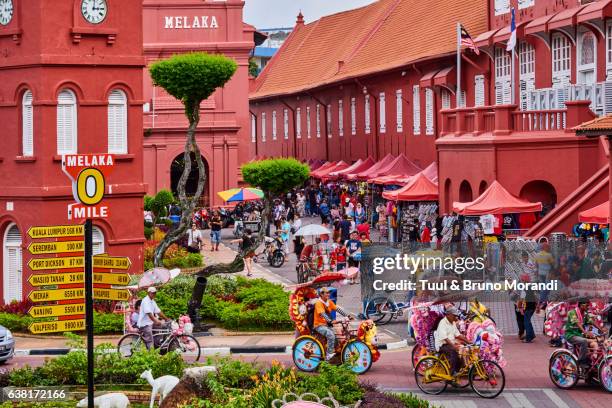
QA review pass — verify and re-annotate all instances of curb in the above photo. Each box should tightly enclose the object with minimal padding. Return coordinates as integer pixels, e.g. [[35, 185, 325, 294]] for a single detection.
[[14, 339, 409, 357]]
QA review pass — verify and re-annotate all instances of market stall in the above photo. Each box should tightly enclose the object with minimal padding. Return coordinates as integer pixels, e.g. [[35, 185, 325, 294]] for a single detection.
[[318, 161, 349, 181], [309, 161, 336, 178], [578, 201, 609, 224], [327, 157, 376, 181], [366, 154, 421, 181], [347, 154, 395, 181]]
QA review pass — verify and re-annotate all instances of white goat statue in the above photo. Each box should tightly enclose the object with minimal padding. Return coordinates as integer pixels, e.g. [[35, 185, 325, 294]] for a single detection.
[[140, 369, 180, 408], [76, 392, 130, 408]]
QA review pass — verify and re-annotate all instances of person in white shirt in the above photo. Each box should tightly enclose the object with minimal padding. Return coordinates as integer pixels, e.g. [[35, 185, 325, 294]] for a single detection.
[[434, 307, 468, 375], [138, 287, 170, 350], [187, 223, 203, 253]]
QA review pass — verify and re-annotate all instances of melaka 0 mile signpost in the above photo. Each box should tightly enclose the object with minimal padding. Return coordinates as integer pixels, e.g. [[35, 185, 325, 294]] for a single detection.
[[62, 154, 114, 408]]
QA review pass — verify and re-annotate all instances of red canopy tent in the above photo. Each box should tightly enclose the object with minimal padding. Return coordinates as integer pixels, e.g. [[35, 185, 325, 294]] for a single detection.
[[578, 201, 609, 224], [309, 159, 325, 170], [366, 154, 421, 182], [310, 161, 335, 178], [368, 174, 414, 185], [382, 172, 439, 201], [327, 157, 376, 180], [421, 162, 438, 183], [347, 154, 395, 180], [319, 161, 349, 181], [453, 180, 542, 215]]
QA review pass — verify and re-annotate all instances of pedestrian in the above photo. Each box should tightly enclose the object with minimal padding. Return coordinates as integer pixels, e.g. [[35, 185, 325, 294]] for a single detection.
[[354, 202, 366, 225], [186, 223, 203, 253], [421, 223, 431, 246], [319, 199, 330, 224], [534, 243, 555, 283], [339, 215, 351, 242], [334, 238, 348, 272], [280, 217, 291, 253], [297, 191, 306, 217], [346, 231, 362, 268], [137, 287, 170, 350], [407, 218, 420, 252], [130, 299, 141, 331], [210, 210, 222, 251], [356, 221, 370, 241], [231, 228, 255, 277]]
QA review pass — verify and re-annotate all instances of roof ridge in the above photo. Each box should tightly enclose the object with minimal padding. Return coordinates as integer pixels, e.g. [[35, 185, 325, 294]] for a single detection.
[[341, 0, 403, 69]]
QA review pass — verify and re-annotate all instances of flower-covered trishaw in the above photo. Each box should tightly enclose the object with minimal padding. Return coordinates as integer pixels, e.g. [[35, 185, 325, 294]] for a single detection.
[[289, 271, 380, 375], [410, 300, 506, 398], [546, 299, 612, 392]]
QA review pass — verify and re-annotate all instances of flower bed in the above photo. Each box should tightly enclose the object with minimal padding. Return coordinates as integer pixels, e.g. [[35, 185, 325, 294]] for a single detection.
[[143, 238, 203, 271]]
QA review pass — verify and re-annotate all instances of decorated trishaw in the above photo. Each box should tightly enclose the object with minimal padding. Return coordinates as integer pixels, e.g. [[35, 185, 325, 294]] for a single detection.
[[410, 299, 506, 398], [546, 299, 612, 392], [289, 271, 380, 375]]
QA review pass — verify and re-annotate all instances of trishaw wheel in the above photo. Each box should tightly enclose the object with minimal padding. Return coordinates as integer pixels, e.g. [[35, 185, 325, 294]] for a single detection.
[[598, 356, 612, 392], [549, 351, 579, 390], [469, 359, 505, 399], [365, 297, 394, 325], [414, 356, 449, 395], [117, 334, 143, 357], [411, 344, 428, 369], [292, 336, 324, 372], [341, 340, 372, 375]]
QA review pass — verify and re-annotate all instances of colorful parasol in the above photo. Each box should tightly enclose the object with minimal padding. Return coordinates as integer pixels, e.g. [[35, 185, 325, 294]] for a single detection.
[[217, 187, 264, 202], [289, 269, 359, 290]]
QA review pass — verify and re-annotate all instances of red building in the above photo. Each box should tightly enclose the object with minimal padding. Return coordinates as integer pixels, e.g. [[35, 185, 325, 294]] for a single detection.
[[0, 0, 145, 303], [251, 0, 612, 236], [142, 0, 256, 207]]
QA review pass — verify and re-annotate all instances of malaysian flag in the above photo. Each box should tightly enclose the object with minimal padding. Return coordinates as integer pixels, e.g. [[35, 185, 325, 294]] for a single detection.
[[460, 25, 480, 55]]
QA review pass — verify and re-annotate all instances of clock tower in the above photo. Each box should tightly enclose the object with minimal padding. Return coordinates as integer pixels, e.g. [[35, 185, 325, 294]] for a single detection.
[[0, 0, 145, 303]]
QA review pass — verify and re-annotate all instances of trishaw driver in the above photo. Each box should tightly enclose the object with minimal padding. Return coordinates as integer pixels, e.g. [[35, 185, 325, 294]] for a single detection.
[[313, 287, 353, 361], [137, 287, 170, 350], [564, 299, 597, 369], [434, 307, 468, 375]]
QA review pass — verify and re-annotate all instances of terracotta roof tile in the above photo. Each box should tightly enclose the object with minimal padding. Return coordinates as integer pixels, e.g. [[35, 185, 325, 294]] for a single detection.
[[574, 114, 612, 132], [251, 0, 488, 100]]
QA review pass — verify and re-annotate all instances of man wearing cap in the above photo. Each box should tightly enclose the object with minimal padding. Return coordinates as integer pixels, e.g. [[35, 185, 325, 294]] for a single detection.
[[434, 307, 468, 375], [313, 287, 353, 361], [138, 287, 170, 350]]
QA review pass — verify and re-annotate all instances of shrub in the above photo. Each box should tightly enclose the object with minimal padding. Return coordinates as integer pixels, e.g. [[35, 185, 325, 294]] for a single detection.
[[0, 312, 122, 334], [143, 275, 195, 319], [0, 313, 33, 332], [144, 226, 154, 240], [144, 195, 154, 211], [296, 363, 363, 404], [0, 299, 32, 315]]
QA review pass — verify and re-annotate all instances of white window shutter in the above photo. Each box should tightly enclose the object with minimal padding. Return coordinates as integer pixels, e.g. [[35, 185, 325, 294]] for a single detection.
[[350, 97, 356, 135], [326, 104, 332, 137], [338, 99, 344, 137], [316, 105, 321, 138], [3, 224, 23, 303], [474, 75, 485, 107], [441, 90, 451, 110], [396, 90, 403, 132], [296, 108, 302, 139], [108, 90, 127, 154], [251, 114, 256, 142], [364, 96, 371, 134], [307, 107, 311, 138], [283, 109, 289, 139], [57, 89, 77, 155], [261, 112, 266, 142], [425, 88, 434, 135], [92, 227, 105, 255], [379, 92, 386, 133], [22, 91, 33, 156], [606, 22, 612, 78], [272, 110, 277, 140], [412, 85, 421, 135]]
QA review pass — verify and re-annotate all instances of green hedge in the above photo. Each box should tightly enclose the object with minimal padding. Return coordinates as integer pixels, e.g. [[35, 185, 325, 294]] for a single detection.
[[0, 312, 123, 335]]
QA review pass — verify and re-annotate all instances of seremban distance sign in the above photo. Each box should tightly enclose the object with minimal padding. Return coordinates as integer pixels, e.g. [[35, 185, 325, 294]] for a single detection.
[[28, 272, 130, 287], [28, 240, 84, 255], [28, 304, 85, 318]]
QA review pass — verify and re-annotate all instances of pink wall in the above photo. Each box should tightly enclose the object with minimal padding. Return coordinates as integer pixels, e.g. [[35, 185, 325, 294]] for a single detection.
[[0, 0, 145, 302], [142, 0, 254, 206]]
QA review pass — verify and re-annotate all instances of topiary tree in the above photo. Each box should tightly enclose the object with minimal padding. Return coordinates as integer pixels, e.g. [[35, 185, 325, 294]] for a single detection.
[[150, 189, 174, 225], [149, 52, 237, 267]]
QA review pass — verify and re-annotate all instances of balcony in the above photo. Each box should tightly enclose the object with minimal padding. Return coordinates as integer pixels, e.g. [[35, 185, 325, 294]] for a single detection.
[[527, 81, 612, 115], [440, 100, 596, 136]]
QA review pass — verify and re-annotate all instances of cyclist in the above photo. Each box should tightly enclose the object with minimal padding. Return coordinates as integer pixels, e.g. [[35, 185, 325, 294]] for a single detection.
[[313, 287, 354, 361], [564, 299, 598, 369], [434, 307, 468, 376], [137, 287, 170, 350]]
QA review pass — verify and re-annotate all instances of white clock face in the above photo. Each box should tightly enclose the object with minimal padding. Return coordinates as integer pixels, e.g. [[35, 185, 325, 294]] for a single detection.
[[0, 0, 13, 26], [81, 0, 108, 25]]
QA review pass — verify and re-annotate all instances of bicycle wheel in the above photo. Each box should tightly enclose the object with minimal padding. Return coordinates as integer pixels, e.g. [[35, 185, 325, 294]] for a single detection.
[[168, 334, 201, 364], [469, 359, 505, 399], [270, 250, 285, 267], [292, 336, 324, 372], [414, 356, 449, 395], [365, 297, 394, 325], [599, 355, 612, 393], [411, 344, 428, 368], [117, 333, 144, 357], [549, 351, 579, 390], [341, 340, 372, 375]]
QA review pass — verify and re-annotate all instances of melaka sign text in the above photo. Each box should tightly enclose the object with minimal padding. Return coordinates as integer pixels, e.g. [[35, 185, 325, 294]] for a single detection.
[[164, 15, 219, 29]]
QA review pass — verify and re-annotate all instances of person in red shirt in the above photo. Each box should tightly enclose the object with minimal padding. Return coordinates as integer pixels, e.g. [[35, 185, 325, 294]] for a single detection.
[[356, 222, 370, 240], [334, 238, 348, 272], [421, 224, 431, 245]]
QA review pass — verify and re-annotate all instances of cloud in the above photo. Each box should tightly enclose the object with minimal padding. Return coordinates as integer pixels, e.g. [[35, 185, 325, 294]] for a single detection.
[[244, 0, 377, 28]]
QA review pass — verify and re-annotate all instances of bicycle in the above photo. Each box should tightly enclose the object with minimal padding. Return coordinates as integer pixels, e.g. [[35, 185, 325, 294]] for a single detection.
[[253, 235, 285, 267], [117, 320, 201, 364], [364, 290, 414, 325], [414, 344, 505, 398], [296, 256, 319, 283]]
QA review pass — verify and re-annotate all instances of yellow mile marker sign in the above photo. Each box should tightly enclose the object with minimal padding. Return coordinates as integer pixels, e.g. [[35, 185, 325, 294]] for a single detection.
[[29, 287, 130, 302], [28, 240, 84, 255], [29, 319, 85, 334], [28, 272, 130, 287], [27, 225, 84, 239], [28, 255, 131, 271], [28, 304, 85, 318]]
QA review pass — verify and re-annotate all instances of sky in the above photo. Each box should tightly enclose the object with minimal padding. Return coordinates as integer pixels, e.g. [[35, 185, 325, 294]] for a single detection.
[[243, 0, 377, 28]]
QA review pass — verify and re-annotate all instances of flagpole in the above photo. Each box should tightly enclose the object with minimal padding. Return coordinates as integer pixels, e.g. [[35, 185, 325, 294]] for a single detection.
[[457, 22, 461, 107], [511, 47, 516, 105]]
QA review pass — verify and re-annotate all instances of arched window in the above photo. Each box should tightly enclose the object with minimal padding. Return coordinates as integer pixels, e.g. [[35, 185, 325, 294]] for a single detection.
[[92, 226, 105, 256], [22, 90, 33, 157], [459, 180, 473, 202], [108, 90, 128, 154], [57, 89, 77, 155], [3, 224, 22, 303]]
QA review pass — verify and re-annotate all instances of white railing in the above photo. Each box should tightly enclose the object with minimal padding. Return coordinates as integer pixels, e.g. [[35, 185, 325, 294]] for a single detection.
[[527, 81, 610, 115]]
